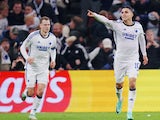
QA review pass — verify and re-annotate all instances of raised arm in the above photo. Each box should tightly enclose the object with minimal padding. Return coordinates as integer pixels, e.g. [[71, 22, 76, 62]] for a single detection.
[[87, 10, 114, 29], [87, 10, 95, 17]]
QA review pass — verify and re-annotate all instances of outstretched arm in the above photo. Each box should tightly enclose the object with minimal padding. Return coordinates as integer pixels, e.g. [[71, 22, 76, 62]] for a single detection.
[[87, 10, 114, 29], [87, 10, 95, 17]]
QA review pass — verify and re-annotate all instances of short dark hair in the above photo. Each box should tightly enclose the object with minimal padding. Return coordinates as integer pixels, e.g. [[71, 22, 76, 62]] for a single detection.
[[122, 5, 134, 13], [40, 16, 51, 23], [25, 3, 34, 9]]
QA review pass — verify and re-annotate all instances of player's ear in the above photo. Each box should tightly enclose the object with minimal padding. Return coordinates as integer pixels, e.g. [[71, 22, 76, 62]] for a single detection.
[[132, 12, 136, 21], [39, 23, 42, 28]]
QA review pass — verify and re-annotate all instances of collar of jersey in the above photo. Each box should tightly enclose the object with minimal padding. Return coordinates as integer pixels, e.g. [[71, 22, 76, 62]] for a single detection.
[[39, 31, 50, 39], [123, 21, 135, 26]]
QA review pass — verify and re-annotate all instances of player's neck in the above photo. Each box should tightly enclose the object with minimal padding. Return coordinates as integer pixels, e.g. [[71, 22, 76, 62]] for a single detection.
[[123, 19, 134, 26], [40, 31, 49, 38]]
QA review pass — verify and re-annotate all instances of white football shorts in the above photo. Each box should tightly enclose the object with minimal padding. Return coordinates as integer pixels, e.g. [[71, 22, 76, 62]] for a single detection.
[[25, 69, 49, 88], [114, 59, 141, 83]]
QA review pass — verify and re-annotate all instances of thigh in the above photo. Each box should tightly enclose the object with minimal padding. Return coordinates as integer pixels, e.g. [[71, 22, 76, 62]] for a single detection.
[[25, 69, 37, 88], [37, 70, 49, 86], [114, 60, 127, 83], [127, 61, 141, 79]]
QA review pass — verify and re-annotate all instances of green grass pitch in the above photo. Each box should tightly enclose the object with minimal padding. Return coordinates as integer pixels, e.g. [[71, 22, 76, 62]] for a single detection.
[[0, 112, 160, 120]]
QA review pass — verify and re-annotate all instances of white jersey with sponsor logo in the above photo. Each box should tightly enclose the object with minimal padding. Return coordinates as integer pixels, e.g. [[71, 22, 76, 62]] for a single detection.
[[94, 13, 147, 62], [20, 30, 57, 73]]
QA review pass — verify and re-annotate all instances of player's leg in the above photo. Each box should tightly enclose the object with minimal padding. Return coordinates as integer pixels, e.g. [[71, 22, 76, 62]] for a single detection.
[[29, 71, 48, 119], [127, 61, 140, 120], [22, 87, 35, 100], [30, 83, 46, 120], [21, 70, 36, 101], [114, 60, 126, 114], [21, 70, 37, 120], [127, 77, 136, 120], [116, 82, 123, 114]]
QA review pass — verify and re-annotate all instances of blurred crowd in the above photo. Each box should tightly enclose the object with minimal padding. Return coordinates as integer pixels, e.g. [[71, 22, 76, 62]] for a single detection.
[[0, 0, 160, 71]]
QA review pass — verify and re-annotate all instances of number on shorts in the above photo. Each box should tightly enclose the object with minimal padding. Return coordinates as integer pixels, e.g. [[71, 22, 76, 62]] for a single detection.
[[134, 62, 140, 70]]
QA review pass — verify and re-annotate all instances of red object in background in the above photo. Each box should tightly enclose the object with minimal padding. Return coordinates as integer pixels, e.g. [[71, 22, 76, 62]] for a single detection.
[[0, 71, 71, 112]]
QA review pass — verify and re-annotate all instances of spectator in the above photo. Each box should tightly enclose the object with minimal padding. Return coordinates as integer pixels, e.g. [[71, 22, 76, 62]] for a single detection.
[[0, 38, 11, 71], [12, 15, 38, 32], [1, 27, 20, 61], [0, 2, 9, 36], [148, 0, 160, 15], [1, 27, 19, 46], [14, 5, 40, 42], [29, 0, 58, 23], [9, 4, 40, 43], [136, 11, 160, 34], [63, 16, 83, 36], [147, 11, 160, 39], [131, 0, 160, 15], [87, 10, 115, 51], [52, 22, 66, 54], [89, 38, 114, 70], [56, 0, 70, 24], [45, 0, 59, 19], [130, 0, 149, 15], [52, 22, 67, 70], [141, 29, 160, 69], [146, 29, 159, 48], [62, 36, 89, 70], [13, 21, 38, 46], [7, 0, 25, 26], [24, 4, 40, 29], [16, 23, 38, 43], [7, 0, 30, 10], [70, 16, 87, 46], [67, 0, 81, 18], [10, 52, 25, 71], [63, 15, 86, 42]]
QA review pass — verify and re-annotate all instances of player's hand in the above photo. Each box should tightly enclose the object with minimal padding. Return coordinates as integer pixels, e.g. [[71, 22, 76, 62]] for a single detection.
[[143, 56, 148, 65], [50, 61, 56, 69], [27, 57, 34, 64], [87, 10, 95, 17]]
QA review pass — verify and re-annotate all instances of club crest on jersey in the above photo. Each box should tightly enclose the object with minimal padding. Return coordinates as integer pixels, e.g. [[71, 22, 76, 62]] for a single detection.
[[135, 29, 138, 33]]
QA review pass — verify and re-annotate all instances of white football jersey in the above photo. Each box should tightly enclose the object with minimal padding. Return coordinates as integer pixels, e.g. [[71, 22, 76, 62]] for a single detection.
[[20, 30, 57, 73], [94, 13, 147, 62]]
